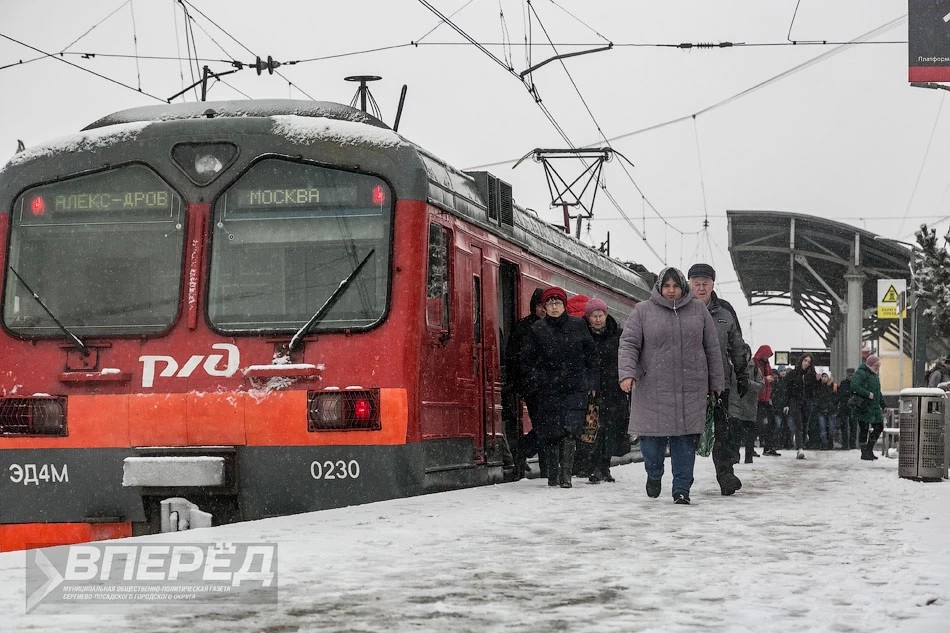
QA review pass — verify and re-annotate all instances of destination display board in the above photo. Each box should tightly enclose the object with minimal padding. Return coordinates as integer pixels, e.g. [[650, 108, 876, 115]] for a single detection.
[[15, 165, 180, 225], [221, 160, 390, 219]]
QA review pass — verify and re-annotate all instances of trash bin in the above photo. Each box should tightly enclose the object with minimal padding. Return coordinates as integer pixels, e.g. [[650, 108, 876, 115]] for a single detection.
[[898, 388, 946, 481]]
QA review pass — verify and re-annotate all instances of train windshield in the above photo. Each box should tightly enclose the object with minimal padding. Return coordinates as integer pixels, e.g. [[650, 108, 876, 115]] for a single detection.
[[3, 165, 185, 337], [208, 159, 392, 333]]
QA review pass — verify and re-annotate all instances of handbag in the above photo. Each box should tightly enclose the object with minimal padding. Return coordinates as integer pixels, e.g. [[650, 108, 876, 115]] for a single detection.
[[696, 393, 719, 457], [579, 395, 599, 444]]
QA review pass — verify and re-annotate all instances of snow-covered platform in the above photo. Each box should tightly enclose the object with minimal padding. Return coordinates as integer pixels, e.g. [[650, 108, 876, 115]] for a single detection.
[[3, 449, 948, 632]]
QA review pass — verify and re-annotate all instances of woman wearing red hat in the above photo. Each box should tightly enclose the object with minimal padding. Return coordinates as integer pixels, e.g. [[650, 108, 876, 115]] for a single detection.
[[851, 354, 885, 460], [521, 287, 597, 487]]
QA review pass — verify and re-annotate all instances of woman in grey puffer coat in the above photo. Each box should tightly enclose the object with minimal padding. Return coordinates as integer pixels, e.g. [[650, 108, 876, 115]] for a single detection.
[[618, 267, 724, 504]]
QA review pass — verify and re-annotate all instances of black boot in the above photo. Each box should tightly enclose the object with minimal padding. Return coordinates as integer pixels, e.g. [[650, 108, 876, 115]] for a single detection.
[[545, 444, 561, 486], [860, 447, 875, 461], [559, 438, 576, 488], [718, 473, 742, 496]]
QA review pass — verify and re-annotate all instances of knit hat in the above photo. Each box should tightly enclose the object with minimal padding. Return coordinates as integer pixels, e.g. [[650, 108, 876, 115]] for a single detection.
[[866, 354, 881, 368], [584, 298, 609, 317], [687, 263, 716, 280], [541, 287, 567, 305]]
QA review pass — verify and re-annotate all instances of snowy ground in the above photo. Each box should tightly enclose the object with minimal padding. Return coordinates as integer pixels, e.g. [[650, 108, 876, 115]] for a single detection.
[[2, 448, 949, 632]]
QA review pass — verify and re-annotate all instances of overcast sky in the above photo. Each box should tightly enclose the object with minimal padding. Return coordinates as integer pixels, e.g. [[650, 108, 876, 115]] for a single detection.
[[0, 0, 940, 358]]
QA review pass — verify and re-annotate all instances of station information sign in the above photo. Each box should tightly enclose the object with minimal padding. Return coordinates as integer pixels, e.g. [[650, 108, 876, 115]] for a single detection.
[[909, 1, 950, 82]]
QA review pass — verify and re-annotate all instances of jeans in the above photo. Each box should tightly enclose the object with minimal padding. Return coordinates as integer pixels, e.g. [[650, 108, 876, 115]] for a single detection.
[[786, 403, 807, 450], [838, 409, 858, 449], [639, 435, 699, 496], [773, 409, 789, 448], [816, 412, 836, 448]]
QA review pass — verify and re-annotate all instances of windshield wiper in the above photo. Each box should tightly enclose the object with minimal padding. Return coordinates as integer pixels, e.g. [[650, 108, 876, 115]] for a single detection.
[[8, 266, 89, 355], [288, 249, 375, 352]]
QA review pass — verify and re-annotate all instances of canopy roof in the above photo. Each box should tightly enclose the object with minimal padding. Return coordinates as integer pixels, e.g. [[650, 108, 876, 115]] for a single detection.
[[727, 210, 912, 346]]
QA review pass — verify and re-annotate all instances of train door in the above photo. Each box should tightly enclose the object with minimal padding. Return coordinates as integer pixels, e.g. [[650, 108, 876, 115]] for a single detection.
[[498, 260, 518, 385], [470, 245, 489, 462], [498, 260, 519, 470]]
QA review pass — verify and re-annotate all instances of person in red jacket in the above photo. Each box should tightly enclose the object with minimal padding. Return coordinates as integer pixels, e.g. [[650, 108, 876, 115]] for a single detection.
[[753, 345, 780, 456]]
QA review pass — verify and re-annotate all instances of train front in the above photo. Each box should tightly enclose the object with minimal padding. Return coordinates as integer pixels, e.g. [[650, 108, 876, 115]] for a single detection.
[[0, 102, 428, 550]]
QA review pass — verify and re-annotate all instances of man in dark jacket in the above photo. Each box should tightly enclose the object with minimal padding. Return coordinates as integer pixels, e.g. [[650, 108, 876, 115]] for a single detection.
[[926, 357, 950, 388], [689, 263, 749, 496], [836, 368, 857, 450], [521, 287, 596, 488], [771, 366, 790, 450], [502, 287, 545, 480]]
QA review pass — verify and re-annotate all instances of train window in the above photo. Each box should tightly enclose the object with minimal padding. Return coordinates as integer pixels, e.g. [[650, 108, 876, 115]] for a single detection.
[[3, 165, 185, 337], [426, 224, 451, 330], [207, 159, 393, 332]]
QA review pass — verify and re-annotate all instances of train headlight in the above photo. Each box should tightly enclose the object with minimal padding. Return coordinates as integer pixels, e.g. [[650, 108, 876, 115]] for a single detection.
[[171, 142, 238, 185], [0, 397, 67, 436], [194, 154, 224, 176], [307, 389, 380, 431]]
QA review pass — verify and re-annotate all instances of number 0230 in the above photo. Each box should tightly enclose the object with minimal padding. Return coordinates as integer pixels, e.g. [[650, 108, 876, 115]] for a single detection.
[[310, 459, 360, 480]]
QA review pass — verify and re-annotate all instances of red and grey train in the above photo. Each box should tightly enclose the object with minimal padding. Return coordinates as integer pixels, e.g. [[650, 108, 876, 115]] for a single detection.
[[0, 99, 652, 551]]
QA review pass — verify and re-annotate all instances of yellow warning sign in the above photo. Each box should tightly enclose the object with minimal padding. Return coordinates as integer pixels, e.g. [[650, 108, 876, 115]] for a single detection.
[[877, 279, 906, 319]]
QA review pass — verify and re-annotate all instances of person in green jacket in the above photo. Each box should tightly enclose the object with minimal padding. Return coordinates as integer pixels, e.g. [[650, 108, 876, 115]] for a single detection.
[[850, 354, 885, 461]]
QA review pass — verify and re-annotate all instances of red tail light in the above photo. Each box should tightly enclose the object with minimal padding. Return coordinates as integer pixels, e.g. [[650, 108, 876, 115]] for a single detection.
[[0, 397, 67, 436], [353, 398, 372, 420], [372, 184, 386, 206], [307, 390, 380, 431], [30, 196, 46, 216]]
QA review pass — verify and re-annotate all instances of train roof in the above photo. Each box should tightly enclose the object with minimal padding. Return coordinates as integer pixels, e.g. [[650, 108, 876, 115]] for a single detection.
[[82, 99, 391, 130], [5, 99, 654, 301]]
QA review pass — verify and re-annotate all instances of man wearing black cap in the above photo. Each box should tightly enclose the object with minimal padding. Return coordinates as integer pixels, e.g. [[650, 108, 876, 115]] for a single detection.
[[688, 262, 750, 496], [502, 287, 546, 480]]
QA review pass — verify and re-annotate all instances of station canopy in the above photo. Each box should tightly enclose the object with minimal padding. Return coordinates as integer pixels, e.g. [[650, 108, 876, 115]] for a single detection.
[[726, 210, 912, 347]]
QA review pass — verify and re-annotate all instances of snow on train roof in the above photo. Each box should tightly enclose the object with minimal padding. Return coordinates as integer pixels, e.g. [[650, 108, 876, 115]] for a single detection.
[[3, 121, 151, 170], [81, 99, 389, 130], [3, 101, 407, 172], [270, 115, 405, 150]]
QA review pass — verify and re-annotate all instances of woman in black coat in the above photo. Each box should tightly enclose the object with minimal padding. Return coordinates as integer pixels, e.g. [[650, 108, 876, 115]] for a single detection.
[[583, 298, 629, 483], [783, 353, 819, 459], [522, 287, 596, 488]]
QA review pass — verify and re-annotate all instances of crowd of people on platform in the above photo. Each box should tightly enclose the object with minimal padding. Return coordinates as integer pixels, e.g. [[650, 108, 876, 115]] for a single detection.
[[502, 261, 900, 505]]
